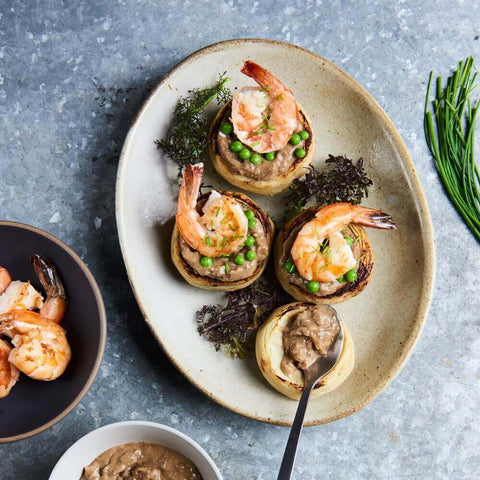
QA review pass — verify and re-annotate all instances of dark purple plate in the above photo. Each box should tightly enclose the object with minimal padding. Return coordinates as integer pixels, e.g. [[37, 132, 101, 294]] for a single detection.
[[0, 221, 106, 442]]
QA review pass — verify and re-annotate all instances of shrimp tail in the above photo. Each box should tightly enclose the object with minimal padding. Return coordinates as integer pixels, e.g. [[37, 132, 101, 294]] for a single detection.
[[355, 206, 397, 230], [241, 61, 264, 82], [30, 255, 66, 300], [241, 61, 281, 93], [30, 255, 67, 323], [178, 163, 204, 212], [368, 212, 396, 230]]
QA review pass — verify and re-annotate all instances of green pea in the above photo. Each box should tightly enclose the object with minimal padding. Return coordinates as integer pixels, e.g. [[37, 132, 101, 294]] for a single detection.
[[234, 254, 245, 265], [295, 148, 306, 159], [337, 275, 344, 283], [230, 140, 243, 152], [200, 256, 213, 268], [220, 122, 233, 135], [245, 250, 257, 261], [250, 153, 262, 165], [345, 268, 357, 282], [290, 133, 301, 145], [299, 130, 309, 140], [244, 235, 255, 247], [264, 152, 276, 162], [239, 148, 251, 160], [248, 218, 257, 229], [344, 236, 353, 246], [284, 260, 296, 273], [244, 209, 255, 219], [307, 281, 320, 293]]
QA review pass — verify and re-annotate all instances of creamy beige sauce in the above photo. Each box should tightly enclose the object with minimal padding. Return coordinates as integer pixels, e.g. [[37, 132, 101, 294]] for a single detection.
[[179, 211, 268, 282], [281, 304, 340, 377], [80, 442, 203, 480], [216, 107, 309, 181], [281, 223, 361, 296]]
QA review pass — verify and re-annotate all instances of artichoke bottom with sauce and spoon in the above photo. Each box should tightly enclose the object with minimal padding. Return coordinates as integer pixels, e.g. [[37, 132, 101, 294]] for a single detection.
[[256, 302, 354, 479]]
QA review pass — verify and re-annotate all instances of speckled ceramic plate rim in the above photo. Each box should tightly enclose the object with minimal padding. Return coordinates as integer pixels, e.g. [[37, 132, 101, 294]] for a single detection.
[[115, 38, 435, 426], [0, 220, 107, 443]]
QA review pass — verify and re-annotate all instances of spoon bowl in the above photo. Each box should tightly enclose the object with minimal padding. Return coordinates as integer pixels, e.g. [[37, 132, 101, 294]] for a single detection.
[[303, 318, 344, 387]]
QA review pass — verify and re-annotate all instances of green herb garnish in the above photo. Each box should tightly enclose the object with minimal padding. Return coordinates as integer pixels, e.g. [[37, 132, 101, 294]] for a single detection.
[[155, 73, 231, 172], [424, 57, 480, 241], [320, 239, 329, 253]]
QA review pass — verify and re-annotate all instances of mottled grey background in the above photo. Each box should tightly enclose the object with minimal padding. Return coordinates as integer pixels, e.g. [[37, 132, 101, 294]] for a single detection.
[[1, 1, 479, 479]]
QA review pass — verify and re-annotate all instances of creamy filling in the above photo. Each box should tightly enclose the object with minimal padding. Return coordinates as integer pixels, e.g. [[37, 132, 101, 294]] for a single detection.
[[81, 442, 203, 480], [281, 304, 340, 377], [216, 108, 310, 181], [179, 210, 268, 282]]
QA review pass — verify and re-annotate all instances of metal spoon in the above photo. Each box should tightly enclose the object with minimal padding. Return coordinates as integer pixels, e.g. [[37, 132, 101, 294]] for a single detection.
[[277, 316, 344, 480]]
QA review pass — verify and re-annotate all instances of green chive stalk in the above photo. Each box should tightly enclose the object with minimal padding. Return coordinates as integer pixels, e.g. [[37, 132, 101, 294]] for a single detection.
[[424, 57, 480, 241]]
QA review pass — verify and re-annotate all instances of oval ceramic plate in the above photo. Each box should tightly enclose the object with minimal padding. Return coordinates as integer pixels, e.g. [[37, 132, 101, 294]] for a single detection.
[[116, 39, 435, 425]]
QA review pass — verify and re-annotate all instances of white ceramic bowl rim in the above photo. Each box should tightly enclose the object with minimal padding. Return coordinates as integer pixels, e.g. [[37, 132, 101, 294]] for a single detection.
[[49, 420, 223, 480]]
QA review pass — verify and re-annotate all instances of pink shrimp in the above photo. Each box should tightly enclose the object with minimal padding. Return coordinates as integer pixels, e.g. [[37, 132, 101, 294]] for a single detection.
[[231, 61, 298, 153], [0, 256, 67, 322], [30, 254, 67, 323], [0, 310, 71, 381], [175, 163, 248, 257], [291, 203, 396, 282]]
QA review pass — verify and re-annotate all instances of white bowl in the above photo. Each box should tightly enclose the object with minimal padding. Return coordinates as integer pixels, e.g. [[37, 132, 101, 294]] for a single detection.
[[49, 421, 223, 480]]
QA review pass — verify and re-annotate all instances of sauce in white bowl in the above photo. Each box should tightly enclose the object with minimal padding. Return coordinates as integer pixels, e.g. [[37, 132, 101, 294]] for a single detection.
[[49, 421, 222, 480]]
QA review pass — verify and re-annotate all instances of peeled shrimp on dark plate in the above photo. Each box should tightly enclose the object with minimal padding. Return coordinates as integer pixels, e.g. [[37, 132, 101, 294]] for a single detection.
[[0, 221, 106, 443]]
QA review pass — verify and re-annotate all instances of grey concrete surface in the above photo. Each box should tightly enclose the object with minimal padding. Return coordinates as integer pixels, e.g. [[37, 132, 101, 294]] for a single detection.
[[1, 1, 479, 479]]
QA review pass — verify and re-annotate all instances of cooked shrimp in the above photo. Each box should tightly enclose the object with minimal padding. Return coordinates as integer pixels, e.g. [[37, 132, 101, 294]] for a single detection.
[[291, 203, 396, 283], [0, 266, 12, 294], [176, 163, 248, 257], [0, 339, 19, 398], [30, 254, 67, 323], [0, 310, 71, 381], [231, 60, 298, 153], [0, 280, 44, 314]]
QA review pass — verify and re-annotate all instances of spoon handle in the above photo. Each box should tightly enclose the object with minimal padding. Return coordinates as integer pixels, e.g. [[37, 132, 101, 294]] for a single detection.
[[277, 381, 315, 480]]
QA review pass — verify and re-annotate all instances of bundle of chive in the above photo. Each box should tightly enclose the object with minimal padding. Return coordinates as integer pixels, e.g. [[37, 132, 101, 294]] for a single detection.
[[424, 57, 480, 241]]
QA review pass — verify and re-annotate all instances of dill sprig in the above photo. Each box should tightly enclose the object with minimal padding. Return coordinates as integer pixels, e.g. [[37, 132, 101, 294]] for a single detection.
[[285, 155, 373, 216], [155, 73, 231, 171], [424, 57, 480, 241], [196, 280, 291, 358]]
